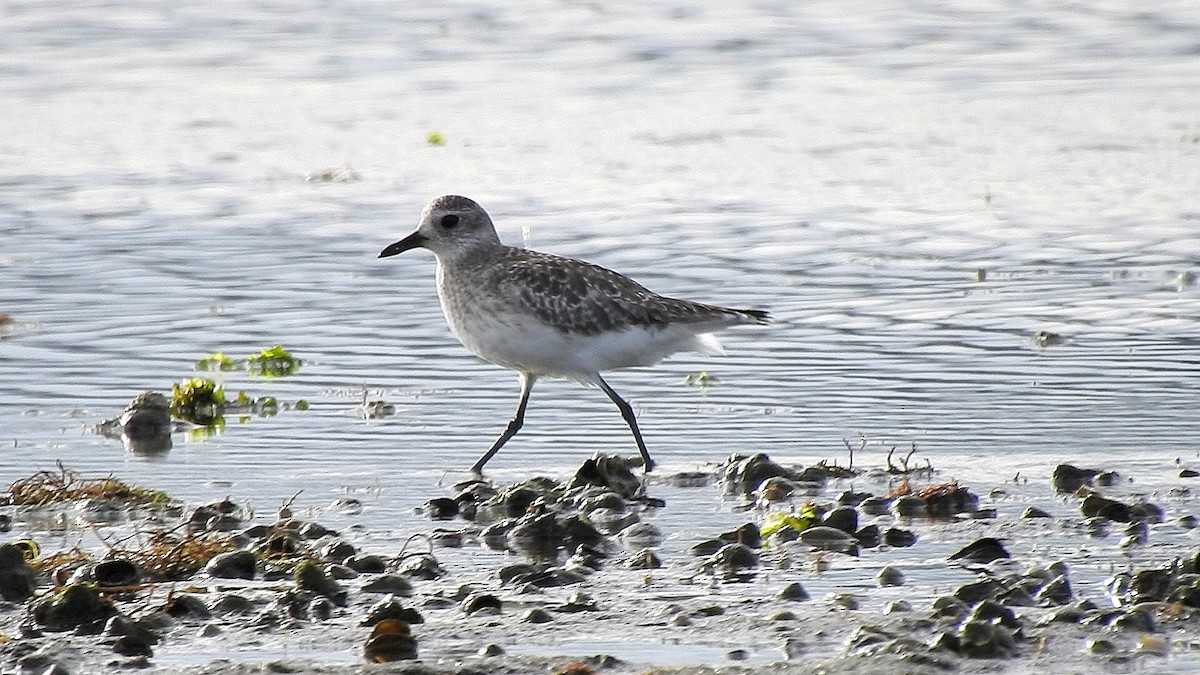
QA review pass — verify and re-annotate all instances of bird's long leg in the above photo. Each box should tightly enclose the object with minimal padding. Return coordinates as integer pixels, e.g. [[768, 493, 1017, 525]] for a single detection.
[[471, 373, 536, 474], [595, 374, 656, 472]]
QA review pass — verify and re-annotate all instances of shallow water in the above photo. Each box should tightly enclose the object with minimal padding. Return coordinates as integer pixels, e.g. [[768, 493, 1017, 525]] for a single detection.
[[2, 0, 1200, 668]]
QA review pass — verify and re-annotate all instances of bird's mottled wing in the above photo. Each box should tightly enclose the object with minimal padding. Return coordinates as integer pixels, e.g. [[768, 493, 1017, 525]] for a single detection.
[[487, 250, 663, 334], [487, 248, 761, 335]]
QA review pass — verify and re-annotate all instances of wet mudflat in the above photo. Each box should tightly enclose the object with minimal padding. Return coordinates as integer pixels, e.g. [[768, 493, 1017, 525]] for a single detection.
[[3, 448, 1200, 674], [2, 0, 1200, 672]]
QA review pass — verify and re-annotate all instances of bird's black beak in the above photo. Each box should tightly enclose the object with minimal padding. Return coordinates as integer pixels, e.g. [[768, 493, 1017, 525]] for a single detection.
[[379, 231, 427, 258]]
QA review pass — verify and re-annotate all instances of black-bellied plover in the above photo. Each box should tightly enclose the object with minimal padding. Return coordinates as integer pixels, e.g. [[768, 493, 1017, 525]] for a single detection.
[[379, 195, 769, 473]]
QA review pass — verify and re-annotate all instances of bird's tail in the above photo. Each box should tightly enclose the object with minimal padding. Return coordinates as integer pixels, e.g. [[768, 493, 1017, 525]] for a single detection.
[[734, 308, 771, 325]]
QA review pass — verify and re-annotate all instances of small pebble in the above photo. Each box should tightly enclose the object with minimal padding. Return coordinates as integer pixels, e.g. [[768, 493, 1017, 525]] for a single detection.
[[521, 608, 553, 623], [876, 566, 905, 587], [777, 582, 810, 601], [478, 644, 505, 657], [828, 593, 859, 610]]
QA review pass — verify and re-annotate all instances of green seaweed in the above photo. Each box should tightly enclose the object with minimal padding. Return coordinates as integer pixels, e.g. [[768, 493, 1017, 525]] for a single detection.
[[195, 352, 237, 371], [246, 345, 301, 377], [171, 377, 227, 425]]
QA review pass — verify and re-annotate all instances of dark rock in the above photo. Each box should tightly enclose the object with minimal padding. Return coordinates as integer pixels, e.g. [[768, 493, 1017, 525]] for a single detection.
[[293, 560, 347, 605], [421, 497, 459, 520], [1181, 468, 1200, 478], [854, 524, 881, 548], [969, 599, 1020, 629], [891, 495, 926, 518], [1129, 501, 1164, 524], [344, 554, 387, 574], [298, 521, 336, 539], [362, 574, 414, 596], [397, 554, 444, 580], [116, 391, 173, 453], [521, 608, 553, 623], [617, 522, 663, 548], [112, 635, 154, 657], [91, 559, 140, 587], [857, 496, 891, 516], [319, 540, 357, 563], [569, 453, 642, 499], [506, 513, 561, 560], [624, 548, 662, 569], [164, 593, 211, 619], [757, 476, 797, 502], [210, 594, 255, 615], [1021, 506, 1052, 519], [836, 490, 873, 507], [722, 453, 796, 495], [499, 562, 544, 584], [309, 596, 334, 621], [718, 522, 762, 548], [489, 485, 541, 519], [559, 514, 605, 551], [821, 506, 858, 534], [997, 586, 1037, 607], [462, 593, 502, 615], [923, 484, 980, 517], [883, 527, 917, 548], [778, 581, 810, 601], [1120, 521, 1149, 547], [33, 584, 118, 631], [689, 538, 726, 556], [1081, 494, 1131, 521], [703, 543, 759, 575], [1130, 568, 1174, 603], [949, 537, 1010, 564], [1051, 464, 1098, 493], [103, 615, 161, 645], [429, 528, 466, 547], [204, 550, 257, 579], [509, 566, 587, 589], [792, 466, 830, 491], [667, 471, 712, 487], [1035, 574, 1073, 605], [1094, 470, 1120, 486], [577, 491, 627, 514], [565, 544, 605, 571], [362, 595, 424, 626], [1111, 609, 1155, 632], [954, 579, 1005, 605], [958, 618, 1016, 658], [799, 526, 860, 555], [931, 595, 969, 619], [0, 543, 37, 601]]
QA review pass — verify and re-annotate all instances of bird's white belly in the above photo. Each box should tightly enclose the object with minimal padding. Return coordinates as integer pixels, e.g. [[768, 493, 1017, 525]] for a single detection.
[[441, 299, 709, 378], [436, 264, 715, 377]]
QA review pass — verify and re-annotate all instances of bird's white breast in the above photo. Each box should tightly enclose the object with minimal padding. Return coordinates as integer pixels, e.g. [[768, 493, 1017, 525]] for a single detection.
[[436, 261, 712, 378]]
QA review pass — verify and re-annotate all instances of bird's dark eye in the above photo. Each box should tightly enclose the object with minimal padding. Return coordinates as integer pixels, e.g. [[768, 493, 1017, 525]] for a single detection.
[[440, 214, 460, 229]]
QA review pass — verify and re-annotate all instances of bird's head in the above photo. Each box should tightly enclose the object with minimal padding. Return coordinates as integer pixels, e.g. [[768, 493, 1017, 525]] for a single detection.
[[379, 195, 501, 262]]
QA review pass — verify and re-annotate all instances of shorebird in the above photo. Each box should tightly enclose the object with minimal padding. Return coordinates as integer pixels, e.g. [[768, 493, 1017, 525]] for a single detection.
[[379, 195, 769, 473]]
